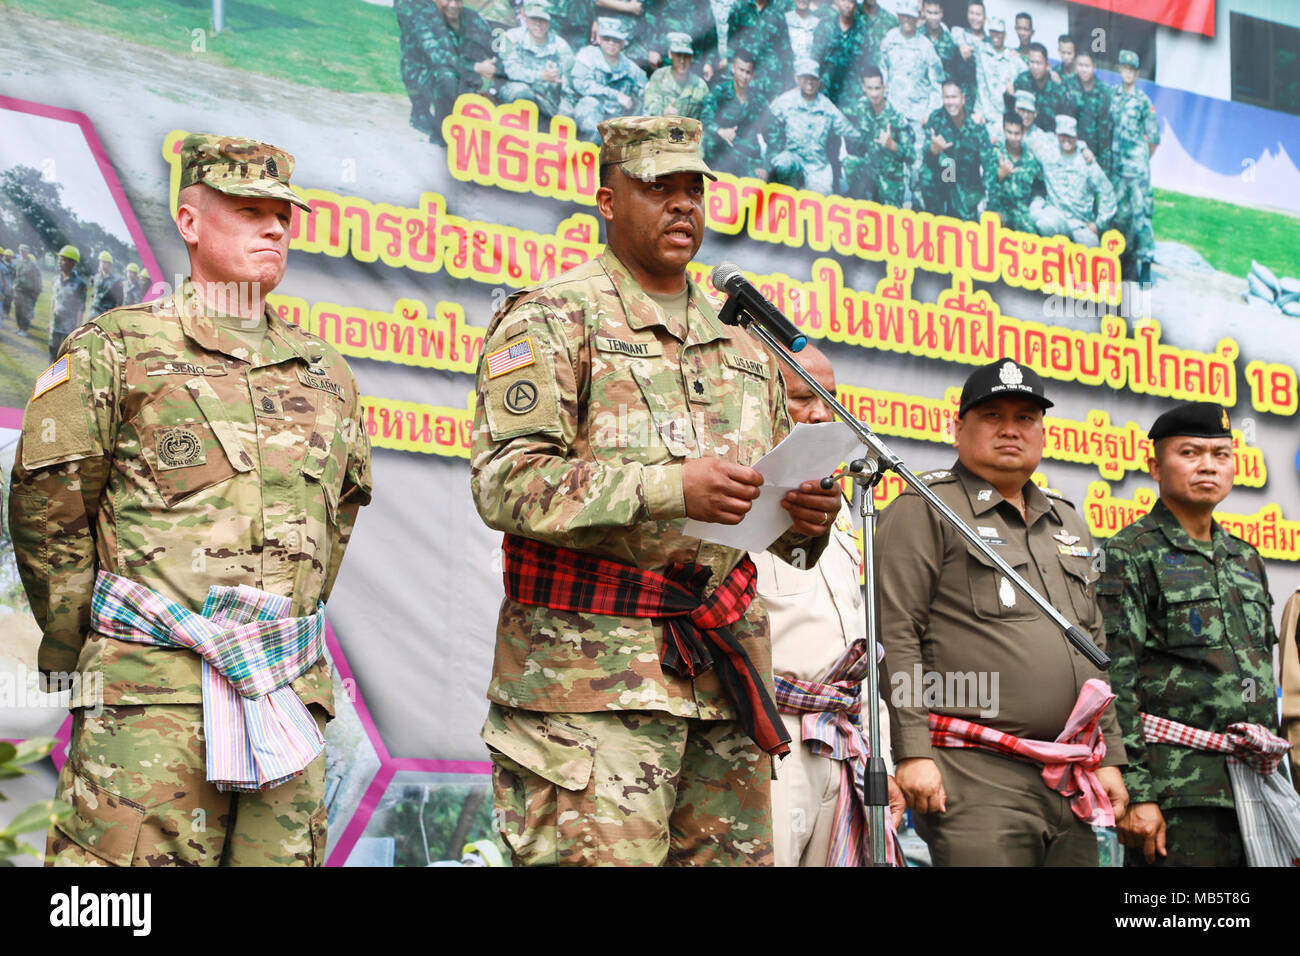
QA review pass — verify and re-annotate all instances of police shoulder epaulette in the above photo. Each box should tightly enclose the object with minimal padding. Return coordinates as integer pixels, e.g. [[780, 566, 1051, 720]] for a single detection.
[[918, 469, 957, 484]]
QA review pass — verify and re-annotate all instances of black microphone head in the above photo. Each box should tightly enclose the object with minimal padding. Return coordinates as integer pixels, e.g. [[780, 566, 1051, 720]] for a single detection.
[[711, 261, 744, 293]]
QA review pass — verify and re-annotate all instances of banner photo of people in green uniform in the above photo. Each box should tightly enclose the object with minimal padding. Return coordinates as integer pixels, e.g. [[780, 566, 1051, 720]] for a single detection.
[[1, 0, 1299, 867]]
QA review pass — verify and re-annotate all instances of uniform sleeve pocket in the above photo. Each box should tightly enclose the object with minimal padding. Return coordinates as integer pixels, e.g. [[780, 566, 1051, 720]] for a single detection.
[[55, 773, 145, 867]]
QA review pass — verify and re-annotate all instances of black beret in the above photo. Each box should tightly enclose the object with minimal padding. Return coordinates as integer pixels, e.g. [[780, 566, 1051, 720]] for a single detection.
[[958, 359, 1054, 417], [1148, 402, 1232, 442]]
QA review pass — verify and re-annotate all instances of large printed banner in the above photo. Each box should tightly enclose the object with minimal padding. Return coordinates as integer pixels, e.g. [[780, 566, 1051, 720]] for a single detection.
[[1, 0, 1298, 865]]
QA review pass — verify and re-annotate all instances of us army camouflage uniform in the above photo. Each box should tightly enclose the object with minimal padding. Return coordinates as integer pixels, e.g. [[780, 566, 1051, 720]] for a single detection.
[[917, 105, 993, 220], [568, 46, 648, 141], [1099, 499, 1277, 867], [841, 94, 914, 204], [983, 141, 1042, 232], [878, 27, 943, 126], [49, 268, 88, 363], [8, 278, 373, 866], [766, 87, 862, 195], [1013, 71, 1070, 133], [471, 248, 826, 865], [500, 25, 575, 120], [1030, 146, 1116, 246], [726, 0, 794, 104], [1065, 74, 1114, 180], [974, 43, 1024, 143], [811, 12, 872, 108], [643, 66, 710, 118], [700, 77, 769, 177], [784, 7, 824, 63], [1110, 84, 1160, 265]]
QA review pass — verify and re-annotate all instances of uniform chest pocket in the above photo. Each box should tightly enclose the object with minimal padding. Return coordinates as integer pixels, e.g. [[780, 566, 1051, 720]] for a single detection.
[[1058, 552, 1099, 627], [1234, 572, 1275, 652], [628, 365, 698, 459], [136, 377, 254, 508], [1155, 564, 1223, 650], [966, 544, 1039, 622]]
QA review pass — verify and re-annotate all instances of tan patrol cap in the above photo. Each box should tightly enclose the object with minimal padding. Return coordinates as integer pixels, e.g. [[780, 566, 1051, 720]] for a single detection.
[[178, 132, 311, 211], [598, 115, 715, 181]]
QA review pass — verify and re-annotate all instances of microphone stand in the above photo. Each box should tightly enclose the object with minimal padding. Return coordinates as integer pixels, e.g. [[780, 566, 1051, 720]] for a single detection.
[[718, 298, 1112, 864]]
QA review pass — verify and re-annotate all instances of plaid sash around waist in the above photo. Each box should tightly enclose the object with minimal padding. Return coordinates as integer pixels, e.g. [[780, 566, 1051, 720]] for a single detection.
[[90, 571, 326, 792], [1141, 712, 1300, 867], [929, 678, 1116, 827], [775, 638, 904, 866], [502, 534, 790, 757]]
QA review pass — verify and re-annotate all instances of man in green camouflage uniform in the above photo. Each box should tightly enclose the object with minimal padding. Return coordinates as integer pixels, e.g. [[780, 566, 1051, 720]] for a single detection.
[[1029, 114, 1115, 247], [767, 60, 864, 195], [917, 80, 993, 220], [569, 18, 648, 141], [500, 1, 575, 121], [406, 0, 501, 136], [471, 116, 842, 866], [860, 0, 898, 57], [49, 245, 89, 364], [921, 0, 976, 107], [1110, 49, 1160, 282], [701, 49, 768, 179], [811, 0, 872, 110], [983, 111, 1041, 232], [88, 250, 123, 322], [8, 134, 373, 867], [725, 0, 793, 105], [1013, 43, 1069, 134], [1100, 403, 1277, 867], [1065, 50, 1114, 181], [13, 243, 41, 334], [643, 33, 709, 117], [842, 66, 914, 205]]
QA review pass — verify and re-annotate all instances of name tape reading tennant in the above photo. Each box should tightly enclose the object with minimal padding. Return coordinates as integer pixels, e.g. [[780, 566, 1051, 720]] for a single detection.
[[50, 887, 151, 936]]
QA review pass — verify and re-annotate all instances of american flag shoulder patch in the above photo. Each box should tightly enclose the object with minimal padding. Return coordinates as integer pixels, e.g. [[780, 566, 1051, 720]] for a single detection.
[[32, 357, 71, 400], [486, 337, 536, 380]]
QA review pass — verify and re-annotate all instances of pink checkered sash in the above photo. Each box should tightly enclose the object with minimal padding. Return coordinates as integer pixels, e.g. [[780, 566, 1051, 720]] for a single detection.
[[929, 678, 1116, 827], [1140, 712, 1300, 867], [774, 639, 905, 866], [90, 570, 326, 792]]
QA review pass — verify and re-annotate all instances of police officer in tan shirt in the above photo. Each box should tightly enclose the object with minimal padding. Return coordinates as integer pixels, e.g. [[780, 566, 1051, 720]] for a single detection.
[[876, 359, 1128, 865]]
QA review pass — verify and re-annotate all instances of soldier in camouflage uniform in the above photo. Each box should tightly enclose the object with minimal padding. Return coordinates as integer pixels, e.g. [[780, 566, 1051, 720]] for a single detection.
[[860, 0, 898, 56], [0, 247, 13, 322], [1110, 49, 1160, 282], [88, 250, 123, 322], [471, 116, 842, 866], [13, 243, 41, 334], [841, 67, 914, 205], [8, 134, 372, 866], [500, 1, 576, 122], [811, 0, 872, 110], [983, 111, 1041, 232], [700, 49, 768, 180], [878, 1, 943, 179], [121, 263, 141, 307], [1013, 43, 1070, 134], [1014, 90, 1060, 164], [784, 0, 825, 64], [1099, 403, 1277, 867], [49, 245, 88, 363], [917, 80, 993, 221], [569, 18, 649, 141], [725, 0, 793, 105], [767, 60, 864, 195], [643, 33, 709, 118], [405, 0, 501, 137], [1029, 114, 1115, 247], [648, 0, 719, 78], [1065, 50, 1114, 181], [973, 16, 1022, 144], [921, 0, 976, 107]]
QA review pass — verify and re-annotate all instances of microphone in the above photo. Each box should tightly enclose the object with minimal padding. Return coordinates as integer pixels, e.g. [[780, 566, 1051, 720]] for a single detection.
[[711, 262, 808, 353]]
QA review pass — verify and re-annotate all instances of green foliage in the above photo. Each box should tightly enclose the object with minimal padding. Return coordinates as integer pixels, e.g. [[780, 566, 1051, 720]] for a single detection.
[[0, 737, 72, 865], [374, 783, 504, 867]]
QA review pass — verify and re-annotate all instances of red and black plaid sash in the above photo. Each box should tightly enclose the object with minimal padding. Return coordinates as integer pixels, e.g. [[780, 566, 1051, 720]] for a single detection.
[[501, 534, 791, 757]]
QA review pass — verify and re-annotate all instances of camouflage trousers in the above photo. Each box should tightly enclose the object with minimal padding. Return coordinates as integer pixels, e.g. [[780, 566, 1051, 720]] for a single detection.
[[47, 703, 328, 867], [13, 292, 35, 332], [499, 81, 565, 120], [1029, 198, 1101, 247], [842, 157, 907, 207], [768, 152, 833, 195], [1123, 806, 1245, 867], [482, 704, 773, 866], [1114, 174, 1155, 262]]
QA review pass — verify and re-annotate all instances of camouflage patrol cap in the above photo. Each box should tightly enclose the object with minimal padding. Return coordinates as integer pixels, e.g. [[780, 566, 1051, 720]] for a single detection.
[[1148, 402, 1231, 443], [895, 0, 920, 16], [178, 132, 312, 211], [667, 32, 694, 55], [795, 58, 820, 78], [959, 359, 1053, 416], [1054, 114, 1078, 137], [522, 1, 551, 19], [1014, 89, 1036, 112], [1117, 49, 1140, 68], [987, 16, 1006, 32], [597, 17, 628, 41], [598, 115, 715, 181]]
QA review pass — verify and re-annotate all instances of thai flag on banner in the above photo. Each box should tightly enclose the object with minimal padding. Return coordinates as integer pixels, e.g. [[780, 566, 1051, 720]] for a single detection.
[[32, 356, 70, 399], [1066, 0, 1216, 37]]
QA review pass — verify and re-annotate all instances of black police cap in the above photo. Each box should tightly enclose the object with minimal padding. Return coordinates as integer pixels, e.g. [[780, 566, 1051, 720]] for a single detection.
[[1147, 402, 1232, 442], [958, 359, 1054, 417]]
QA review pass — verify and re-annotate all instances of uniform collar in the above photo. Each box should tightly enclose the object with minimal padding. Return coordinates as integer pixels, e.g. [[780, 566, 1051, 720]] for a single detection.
[[170, 278, 314, 368], [954, 460, 1054, 523], [599, 249, 726, 345], [1150, 498, 1239, 560]]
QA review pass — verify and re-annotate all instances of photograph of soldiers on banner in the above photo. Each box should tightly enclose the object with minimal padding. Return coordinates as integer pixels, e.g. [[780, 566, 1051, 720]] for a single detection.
[[390, 1, 1161, 281]]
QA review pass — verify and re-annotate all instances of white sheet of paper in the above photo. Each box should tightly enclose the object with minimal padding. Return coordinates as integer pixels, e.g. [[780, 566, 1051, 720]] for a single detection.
[[682, 421, 867, 552]]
